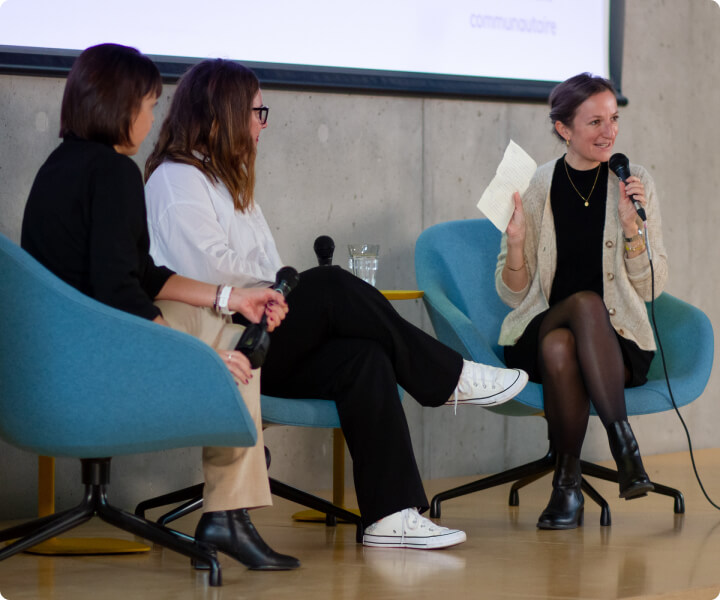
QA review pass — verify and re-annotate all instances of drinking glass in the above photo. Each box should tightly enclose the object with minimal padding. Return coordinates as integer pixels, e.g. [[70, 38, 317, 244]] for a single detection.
[[348, 244, 380, 286]]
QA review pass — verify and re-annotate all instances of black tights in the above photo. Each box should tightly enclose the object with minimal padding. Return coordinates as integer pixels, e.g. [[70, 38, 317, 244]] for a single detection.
[[538, 291, 628, 457]]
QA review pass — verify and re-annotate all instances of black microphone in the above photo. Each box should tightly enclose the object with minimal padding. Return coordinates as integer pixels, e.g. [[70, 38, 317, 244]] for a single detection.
[[236, 266, 299, 368], [609, 153, 647, 221], [313, 235, 335, 266], [272, 266, 300, 297]]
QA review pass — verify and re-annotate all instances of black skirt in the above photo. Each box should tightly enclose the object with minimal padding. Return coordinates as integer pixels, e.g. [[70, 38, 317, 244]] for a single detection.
[[503, 310, 655, 389]]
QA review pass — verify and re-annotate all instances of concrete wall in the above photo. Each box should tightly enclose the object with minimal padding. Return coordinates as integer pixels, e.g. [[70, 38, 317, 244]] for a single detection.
[[1, 0, 719, 518]]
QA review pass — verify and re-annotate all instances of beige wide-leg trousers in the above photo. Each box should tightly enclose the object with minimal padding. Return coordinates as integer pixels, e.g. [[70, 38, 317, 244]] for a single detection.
[[155, 300, 272, 512]]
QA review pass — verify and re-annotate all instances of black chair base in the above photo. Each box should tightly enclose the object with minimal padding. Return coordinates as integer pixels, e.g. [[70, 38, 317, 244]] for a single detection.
[[0, 458, 223, 586], [135, 448, 364, 544], [430, 444, 685, 524]]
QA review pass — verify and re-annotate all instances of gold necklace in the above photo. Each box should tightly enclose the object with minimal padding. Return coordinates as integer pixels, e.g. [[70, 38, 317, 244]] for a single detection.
[[563, 157, 600, 207]]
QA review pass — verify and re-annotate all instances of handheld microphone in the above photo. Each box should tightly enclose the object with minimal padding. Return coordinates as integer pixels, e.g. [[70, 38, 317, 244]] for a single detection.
[[272, 266, 300, 297], [236, 266, 299, 368], [313, 235, 335, 266], [609, 153, 647, 221]]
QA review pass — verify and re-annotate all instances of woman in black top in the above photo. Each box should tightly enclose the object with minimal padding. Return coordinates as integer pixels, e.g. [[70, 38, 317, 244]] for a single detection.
[[21, 43, 298, 571], [496, 73, 668, 529]]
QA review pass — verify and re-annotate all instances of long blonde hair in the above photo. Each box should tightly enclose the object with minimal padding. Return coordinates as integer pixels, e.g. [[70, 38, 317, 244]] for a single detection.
[[145, 59, 259, 211]]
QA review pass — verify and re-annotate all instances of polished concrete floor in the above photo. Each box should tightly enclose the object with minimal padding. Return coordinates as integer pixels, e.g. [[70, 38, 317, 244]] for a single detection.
[[1, 449, 720, 600]]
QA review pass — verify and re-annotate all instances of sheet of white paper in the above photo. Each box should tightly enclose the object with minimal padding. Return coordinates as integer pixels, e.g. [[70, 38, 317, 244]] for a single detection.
[[476, 140, 537, 232]]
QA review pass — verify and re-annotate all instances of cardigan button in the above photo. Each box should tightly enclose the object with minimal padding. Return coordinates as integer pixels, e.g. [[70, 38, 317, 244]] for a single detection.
[[607, 273, 615, 281], [618, 329, 625, 335], [606, 240, 614, 248], [608, 308, 616, 316]]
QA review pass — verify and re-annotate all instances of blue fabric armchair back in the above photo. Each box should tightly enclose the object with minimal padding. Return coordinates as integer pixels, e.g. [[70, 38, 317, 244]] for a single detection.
[[0, 233, 257, 458], [415, 219, 713, 417]]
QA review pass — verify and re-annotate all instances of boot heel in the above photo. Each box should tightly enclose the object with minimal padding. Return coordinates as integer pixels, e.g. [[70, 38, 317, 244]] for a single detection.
[[578, 507, 584, 526]]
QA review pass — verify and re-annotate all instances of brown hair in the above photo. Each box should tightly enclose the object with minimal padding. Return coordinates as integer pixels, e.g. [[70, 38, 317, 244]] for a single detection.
[[549, 72, 617, 141], [145, 59, 260, 212], [60, 43, 162, 147]]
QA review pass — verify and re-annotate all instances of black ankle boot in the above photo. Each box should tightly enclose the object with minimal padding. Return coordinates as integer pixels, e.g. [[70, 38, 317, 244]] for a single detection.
[[194, 509, 300, 570], [537, 454, 584, 530], [607, 420, 654, 500]]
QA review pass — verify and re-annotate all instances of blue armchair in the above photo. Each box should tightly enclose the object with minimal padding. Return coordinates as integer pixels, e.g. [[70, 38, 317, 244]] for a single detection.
[[415, 219, 713, 522], [0, 233, 261, 586]]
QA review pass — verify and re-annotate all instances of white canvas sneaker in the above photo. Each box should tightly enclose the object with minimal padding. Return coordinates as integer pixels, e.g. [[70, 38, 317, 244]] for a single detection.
[[362, 508, 466, 549], [446, 359, 528, 410]]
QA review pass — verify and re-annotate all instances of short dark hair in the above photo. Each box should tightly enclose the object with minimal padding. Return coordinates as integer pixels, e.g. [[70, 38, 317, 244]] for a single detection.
[[60, 43, 162, 147], [549, 73, 617, 141]]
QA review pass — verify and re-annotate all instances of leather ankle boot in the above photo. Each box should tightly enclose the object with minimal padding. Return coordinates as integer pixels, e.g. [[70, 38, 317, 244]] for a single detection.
[[194, 509, 300, 570], [607, 420, 654, 499], [537, 454, 584, 530]]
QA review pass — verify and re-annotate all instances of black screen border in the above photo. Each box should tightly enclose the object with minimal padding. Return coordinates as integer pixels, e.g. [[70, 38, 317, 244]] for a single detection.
[[0, 0, 625, 103]]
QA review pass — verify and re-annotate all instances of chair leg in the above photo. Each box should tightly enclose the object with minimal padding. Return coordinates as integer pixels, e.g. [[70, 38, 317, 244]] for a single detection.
[[580, 460, 685, 513], [430, 445, 613, 526], [0, 500, 92, 543], [135, 483, 204, 519], [269, 477, 364, 543], [0, 493, 94, 559], [158, 497, 204, 526], [430, 446, 556, 518], [1, 458, 223, 587], [96, 493, 221, 586], [581, 477, 611, 526], [508, 470, 552, 506]]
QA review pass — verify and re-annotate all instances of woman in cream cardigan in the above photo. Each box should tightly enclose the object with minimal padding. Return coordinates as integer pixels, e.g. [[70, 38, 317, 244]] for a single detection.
[[496, 73, 668, 529]]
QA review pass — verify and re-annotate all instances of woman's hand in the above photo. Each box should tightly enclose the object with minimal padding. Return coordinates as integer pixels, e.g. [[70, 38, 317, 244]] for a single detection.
[[228, 287, 288, 326], [618, 176, 646, 236], [217, 348, 254, 384], [501, 192, 529, 291], [506, 192, 526, 246], [264, 300, 288, 332]]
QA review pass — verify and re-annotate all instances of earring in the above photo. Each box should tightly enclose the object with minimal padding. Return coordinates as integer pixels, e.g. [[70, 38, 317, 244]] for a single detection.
[[565, 138, 570, 147]]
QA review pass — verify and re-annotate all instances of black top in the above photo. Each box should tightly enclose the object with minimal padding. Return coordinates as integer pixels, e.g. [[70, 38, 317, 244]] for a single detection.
[[21, 136, 174, 321], [549, 157, 608, 305]]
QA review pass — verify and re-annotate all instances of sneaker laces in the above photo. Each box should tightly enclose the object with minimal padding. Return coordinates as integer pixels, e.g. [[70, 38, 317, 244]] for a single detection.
[[452, 364, 503, 415], [403, 508, 442, 543]]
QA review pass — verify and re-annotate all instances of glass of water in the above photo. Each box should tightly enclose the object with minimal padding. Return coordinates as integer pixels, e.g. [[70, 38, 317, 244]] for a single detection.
[[348, 244, 380, 286]]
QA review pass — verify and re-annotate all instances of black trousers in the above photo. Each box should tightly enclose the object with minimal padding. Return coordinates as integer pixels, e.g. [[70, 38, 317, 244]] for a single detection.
[[237, 266, 463, 527]]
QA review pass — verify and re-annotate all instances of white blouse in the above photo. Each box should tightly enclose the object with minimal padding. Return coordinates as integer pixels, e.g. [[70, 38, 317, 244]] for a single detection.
[[145, 161, 283, 289]]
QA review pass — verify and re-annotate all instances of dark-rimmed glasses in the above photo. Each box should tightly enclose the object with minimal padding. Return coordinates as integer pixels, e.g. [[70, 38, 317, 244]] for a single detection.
[[252, 105, 269, 125]]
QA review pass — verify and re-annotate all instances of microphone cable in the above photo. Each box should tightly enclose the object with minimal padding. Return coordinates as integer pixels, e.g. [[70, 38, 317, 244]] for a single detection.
[[644, 221, 720, 510]]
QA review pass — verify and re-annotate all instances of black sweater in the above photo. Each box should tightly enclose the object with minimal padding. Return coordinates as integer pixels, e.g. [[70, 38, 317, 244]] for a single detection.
[[21, 137, 174, 320]]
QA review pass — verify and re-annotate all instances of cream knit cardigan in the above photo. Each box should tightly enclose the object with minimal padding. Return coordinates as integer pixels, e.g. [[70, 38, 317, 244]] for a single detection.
[[495, 159, 668, 351]]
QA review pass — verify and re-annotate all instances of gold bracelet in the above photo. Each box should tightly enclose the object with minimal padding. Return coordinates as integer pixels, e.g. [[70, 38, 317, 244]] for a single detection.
[[506, 262, 525, 272], [625, 242, 646, 253]]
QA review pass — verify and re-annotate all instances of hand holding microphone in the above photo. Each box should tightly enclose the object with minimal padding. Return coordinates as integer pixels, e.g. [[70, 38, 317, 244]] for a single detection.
[[609, 153, 647, 222], [236, 266, 299, 368], [609, 153, 652, 260]]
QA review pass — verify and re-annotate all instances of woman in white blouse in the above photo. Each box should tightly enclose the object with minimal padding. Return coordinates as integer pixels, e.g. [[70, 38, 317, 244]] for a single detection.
[[145, 59, 528, 551]]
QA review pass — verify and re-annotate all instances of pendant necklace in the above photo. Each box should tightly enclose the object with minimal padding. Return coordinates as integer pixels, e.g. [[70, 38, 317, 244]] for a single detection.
[[564, 157, 600, 207]]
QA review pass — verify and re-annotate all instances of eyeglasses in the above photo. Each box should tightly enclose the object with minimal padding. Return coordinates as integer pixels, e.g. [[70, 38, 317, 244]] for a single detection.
[[252, 105, 269, 125]]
